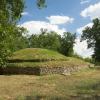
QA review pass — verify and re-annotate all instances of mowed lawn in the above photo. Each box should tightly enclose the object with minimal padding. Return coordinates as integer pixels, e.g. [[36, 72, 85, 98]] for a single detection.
[[0, 69, 100, 100]]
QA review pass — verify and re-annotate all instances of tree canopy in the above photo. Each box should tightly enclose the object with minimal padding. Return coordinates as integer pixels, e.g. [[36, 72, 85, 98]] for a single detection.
[[0, 0, 46, 67], [29, 29, 76, 56], [81, 18, 100, 63], [37, 0, 46, 9], [29, 29, 61, 51], [59, 32, 76, 56]]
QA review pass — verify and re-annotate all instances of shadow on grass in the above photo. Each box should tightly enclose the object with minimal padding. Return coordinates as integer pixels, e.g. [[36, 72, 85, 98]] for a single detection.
[[25, 95, 66, 100], [16, 94, 100, 100], [16, 95, 66, 100], [0, 67, 40, 75], [73, 81, 100, 100], [70, 95, 100, 100]]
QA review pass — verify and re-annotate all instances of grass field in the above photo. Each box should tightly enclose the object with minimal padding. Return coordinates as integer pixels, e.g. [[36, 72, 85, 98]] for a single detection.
[[0, 68, 100, 100]]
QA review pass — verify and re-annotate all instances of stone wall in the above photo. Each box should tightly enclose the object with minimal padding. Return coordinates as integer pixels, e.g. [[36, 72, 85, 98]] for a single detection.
[[40, 65, 88, 75], [0, 65, 89, 75], [0, 67, 40, 75]]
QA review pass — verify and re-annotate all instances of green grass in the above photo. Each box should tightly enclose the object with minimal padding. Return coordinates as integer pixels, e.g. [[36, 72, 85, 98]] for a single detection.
[[8, 48, 67, 62], [7, 48, 90, 68], [0, 69, 99, 100], [7, 57, 90, 68]]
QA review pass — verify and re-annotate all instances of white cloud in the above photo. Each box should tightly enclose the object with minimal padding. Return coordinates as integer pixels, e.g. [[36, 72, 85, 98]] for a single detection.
[[46, 15, 74, 25], [21, 12, 29, 16], [20, 21, 66, 35], [81, 2, 100, 19], [75, 23, 94, 58], [74, 38, 93, 58], [20, 15, 74, 35], [80, 0, 91, 4], [76, 23, 93, 34]]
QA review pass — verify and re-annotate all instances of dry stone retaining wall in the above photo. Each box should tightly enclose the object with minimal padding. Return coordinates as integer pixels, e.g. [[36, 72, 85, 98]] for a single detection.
[[40, 65, 88, 75], [0, 67, 40, 75], [0, 65, 89, 75]]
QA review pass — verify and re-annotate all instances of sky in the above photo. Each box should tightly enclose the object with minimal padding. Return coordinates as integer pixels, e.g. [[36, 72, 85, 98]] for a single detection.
[[19, 0, 100, 58]]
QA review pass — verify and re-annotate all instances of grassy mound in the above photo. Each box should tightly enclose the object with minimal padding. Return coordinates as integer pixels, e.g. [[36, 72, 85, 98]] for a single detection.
[[8, 57, 90, 68], [8, 48, 67, 62], [6, 48, 91, 73], [7, 48, 90, 68]]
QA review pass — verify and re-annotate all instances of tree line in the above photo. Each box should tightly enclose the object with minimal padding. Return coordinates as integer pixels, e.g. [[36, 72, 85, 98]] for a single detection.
[[7, 28, 76, 57], [29, 29, 76, 56]]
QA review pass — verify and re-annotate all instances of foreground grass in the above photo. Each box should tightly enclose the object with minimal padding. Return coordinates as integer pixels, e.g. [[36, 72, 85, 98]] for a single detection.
[[0, 69, 100, 100]]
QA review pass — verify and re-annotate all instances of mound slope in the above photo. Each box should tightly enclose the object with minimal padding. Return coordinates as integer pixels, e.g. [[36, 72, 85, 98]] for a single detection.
[[8, 48, 90, 68], [5, 48, 90, 75], [8, 48, 67, 62]]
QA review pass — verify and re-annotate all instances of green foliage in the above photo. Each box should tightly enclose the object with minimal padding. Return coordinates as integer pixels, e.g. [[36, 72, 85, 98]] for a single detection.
[[0, 0, 46, 67], [6, 26, 29, 52], [0, 0, 24, 23], [29, 29, 76, 57], [29, 29, 61, 51], [73, 54, 94, 63], [0, 24, 29, 66], [81, 18, 100, 63], [0, 0, 24, 67], [0, 49, 10, 67], [73, 53, 84, 60], [84, 57, 93, 63], [59, 32, 76, 56], [37, 0, 47, 9]]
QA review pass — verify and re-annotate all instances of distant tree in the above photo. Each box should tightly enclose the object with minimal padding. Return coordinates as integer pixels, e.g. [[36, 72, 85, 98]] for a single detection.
[[37, 0, 47, 9], [29, 34, 39, 48], [44, 31, 61, 50], [29, 30, 76, 56], [59, 32, 76, 56], [29, 29, 60, 51], [81, 18, 100, 63], [84, 57, 93, 63]]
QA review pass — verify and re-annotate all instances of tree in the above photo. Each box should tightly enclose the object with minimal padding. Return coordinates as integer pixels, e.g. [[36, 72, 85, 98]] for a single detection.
[[29, 29, 61, 51], [5, 26, 29, 52], [81, 18, 100, 63], [29, 30, 76, 56], [0, 0, 25, 66], [37, 0, 46, 9], [59, 32, 76, 56], [0, 0, 45, 67]]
